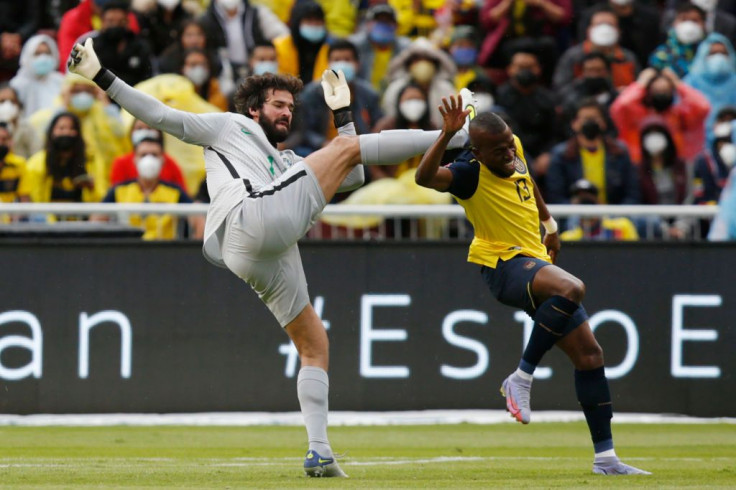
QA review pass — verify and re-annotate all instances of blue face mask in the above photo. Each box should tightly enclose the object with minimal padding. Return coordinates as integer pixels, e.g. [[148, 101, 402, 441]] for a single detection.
[[299, 24, 326, 43], [329, 61, 356, 82], [253, 60, 279, 76], [705, 53, 732, 78], [369, 22, 396, 45], [70, 92, 95, 112], [32, 54, 56, 77], [451, 47, 478, 67]]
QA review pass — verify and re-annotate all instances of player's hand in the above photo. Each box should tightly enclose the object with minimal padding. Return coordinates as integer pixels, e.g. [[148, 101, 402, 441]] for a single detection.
[[543, 231, 561, 264], [439, 94, 470, 135], [67, 38, 102, 80], [321, 69, 351, 111]]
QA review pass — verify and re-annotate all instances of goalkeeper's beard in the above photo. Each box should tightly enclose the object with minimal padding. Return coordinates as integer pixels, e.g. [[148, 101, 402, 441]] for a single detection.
[[258, 111, 290, 147]]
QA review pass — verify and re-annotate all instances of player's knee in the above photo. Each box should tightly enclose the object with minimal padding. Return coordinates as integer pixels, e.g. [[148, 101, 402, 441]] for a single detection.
[[556, 276, 586, 303], [330, 135, 361, 165]]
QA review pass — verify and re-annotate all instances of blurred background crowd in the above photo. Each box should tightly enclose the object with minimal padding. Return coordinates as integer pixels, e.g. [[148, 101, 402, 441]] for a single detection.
[[2, 0, 736, 241]]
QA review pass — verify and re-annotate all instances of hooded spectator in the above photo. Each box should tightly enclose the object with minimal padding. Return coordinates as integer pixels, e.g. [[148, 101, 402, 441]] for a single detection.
[[381, 37, 456, 128], [10, 34, 64, 119], [274, 1, 330, 83]]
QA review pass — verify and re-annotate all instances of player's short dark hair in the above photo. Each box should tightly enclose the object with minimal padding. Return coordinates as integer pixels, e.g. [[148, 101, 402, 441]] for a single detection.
[[328, 39, 359, 61], [469, 112, 508, 135], [234, 73, 303, 117], [676, 2, 706, 20], [581, 51, 611, 70]]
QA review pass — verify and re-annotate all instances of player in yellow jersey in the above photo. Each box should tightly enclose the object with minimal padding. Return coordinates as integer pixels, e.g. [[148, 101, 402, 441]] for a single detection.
[[415, 94, 650, 476]]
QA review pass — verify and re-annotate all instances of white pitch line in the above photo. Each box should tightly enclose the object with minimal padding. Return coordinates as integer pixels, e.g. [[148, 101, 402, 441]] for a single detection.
[[0, 410, 733, 426]]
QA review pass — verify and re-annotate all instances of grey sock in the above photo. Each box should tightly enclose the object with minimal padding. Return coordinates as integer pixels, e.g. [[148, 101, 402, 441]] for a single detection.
[[297, 366, 332, 457], [358, 129, 467, 165]]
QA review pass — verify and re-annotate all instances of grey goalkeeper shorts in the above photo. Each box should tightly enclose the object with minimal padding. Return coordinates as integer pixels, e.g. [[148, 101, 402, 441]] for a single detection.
[[220, 162, 326, 327]]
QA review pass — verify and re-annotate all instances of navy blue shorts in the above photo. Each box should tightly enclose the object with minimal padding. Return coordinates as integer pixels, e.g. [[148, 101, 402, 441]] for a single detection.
[[480, 256, 551, 316]]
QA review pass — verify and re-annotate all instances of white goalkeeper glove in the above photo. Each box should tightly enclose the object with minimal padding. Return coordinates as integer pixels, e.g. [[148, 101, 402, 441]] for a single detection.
[[67, 38, 102, 80], [321, 69, 351, 111]]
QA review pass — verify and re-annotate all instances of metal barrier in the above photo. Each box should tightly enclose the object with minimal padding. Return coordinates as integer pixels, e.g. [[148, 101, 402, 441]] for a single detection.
[[0, 203, 721, 241]]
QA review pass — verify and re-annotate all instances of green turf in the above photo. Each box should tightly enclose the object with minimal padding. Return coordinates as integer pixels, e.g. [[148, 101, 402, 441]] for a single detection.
[[0, 423, 734, 488]]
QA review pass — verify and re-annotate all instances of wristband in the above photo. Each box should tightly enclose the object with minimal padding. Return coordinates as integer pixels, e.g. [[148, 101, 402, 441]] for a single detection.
[[333, 107, 353, 128], [542, 217, 558, 234], [93, 68, 116, 91]]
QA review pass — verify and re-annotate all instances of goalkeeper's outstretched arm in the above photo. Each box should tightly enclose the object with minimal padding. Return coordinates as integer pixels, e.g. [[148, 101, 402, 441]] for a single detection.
[[68, 38, 224, 147]]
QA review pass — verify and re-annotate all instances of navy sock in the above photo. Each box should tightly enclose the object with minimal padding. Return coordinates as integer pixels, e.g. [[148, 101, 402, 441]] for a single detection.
[[521, 296, 581, 373], [575, 367, 613, 452]]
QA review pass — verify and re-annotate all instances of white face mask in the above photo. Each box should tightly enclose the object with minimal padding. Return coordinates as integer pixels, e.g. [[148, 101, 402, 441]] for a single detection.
[[610, 0, 633, 5], [692, 0, 717, 12], [719, 142, 736, 166], [157, 0, 180, 9], [184, 65, 210, 86], [590, 23, 619, 47], [0, 100, 19, 122], [595, 92, 611, 105], [714, 121, 733, 139], [643, 132, 668, 155], [399, 99, 427, 122], [218, 0, 241, 10], [136, 154, 163, 180], [674, 21, 705, 45]]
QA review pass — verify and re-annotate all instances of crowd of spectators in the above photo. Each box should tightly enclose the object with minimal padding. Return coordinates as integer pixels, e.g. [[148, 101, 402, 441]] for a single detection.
[[1, 0, 735, 240]]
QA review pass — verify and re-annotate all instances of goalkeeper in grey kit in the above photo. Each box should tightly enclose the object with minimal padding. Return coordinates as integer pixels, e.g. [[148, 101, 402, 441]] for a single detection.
[[68, 38, 470, 477]]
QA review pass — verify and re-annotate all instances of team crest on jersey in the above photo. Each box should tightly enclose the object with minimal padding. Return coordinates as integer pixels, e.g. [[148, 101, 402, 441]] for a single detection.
[[523, 260, 537, 270], [513, 157, 527, 175]]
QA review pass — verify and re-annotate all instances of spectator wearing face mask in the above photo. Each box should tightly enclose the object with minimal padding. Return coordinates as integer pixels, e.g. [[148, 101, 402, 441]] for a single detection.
[[559, 179, 639, 241], [273, 1, 330, 83], [29, 74, 130, 197], [650, 3, 708, 78], [349, 4, 411, 91], [381, 37, 456, 129], [86, 1, 153, 87], [496, 50, 559, 163], [133, 0, 192, 58], [286, 39, 382, 157], [199, 0, 288, 81], [547, 98, 639, 204], [110, 119, 186, 190], [684, 33, 736, 143], [661, 0, 736, 49], [577, 0, 662, 68], [611, 67, 710, 163], [20, 112, 100, 204], [553, 7, 639, 91], [0, 84, 42, 160], [449, 25, 494, 92], [0, 0, 42, 82], [371, 83, 437, 180], [10, 35, 64, 120], [93, 137, 196, 240], [693, 106, 736, 204], [558, 52, 619, 131], [180, 48, 228, 111], [638, 118, 691, 204], [247, 42, 278, 76], [58, 0, 141, 73]]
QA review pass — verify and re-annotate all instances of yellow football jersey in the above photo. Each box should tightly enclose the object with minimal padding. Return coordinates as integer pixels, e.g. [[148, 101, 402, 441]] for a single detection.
[[447, 136, 551, 268]]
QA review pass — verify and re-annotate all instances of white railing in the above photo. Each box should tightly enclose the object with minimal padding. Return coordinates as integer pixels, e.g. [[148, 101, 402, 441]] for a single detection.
[[0, 203, 719, 218], [0, 203, 720, 241]]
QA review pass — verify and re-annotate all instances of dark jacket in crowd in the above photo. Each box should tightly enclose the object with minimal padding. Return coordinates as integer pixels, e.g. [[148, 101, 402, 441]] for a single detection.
[[93, 27, 153, 87], [546, 136, 641, 204]]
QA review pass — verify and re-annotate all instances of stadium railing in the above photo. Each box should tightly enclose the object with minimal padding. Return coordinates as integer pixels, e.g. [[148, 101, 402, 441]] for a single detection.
[[0, 203, 720, 241]]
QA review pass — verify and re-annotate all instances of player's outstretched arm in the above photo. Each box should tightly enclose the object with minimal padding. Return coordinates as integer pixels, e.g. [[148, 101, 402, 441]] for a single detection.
[[68, 38, 223, 147], [531, 177, 560, 263], [414, 95, 468, 192]]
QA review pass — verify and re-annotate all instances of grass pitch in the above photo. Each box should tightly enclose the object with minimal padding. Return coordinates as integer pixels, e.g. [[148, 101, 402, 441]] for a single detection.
[[0, 422, 734, 488]]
